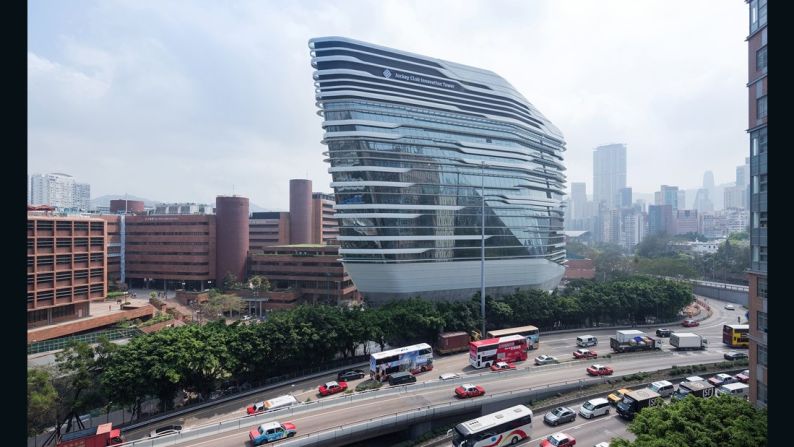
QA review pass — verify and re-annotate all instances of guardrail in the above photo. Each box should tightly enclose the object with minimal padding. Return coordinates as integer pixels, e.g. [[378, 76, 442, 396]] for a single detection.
[[118, 358, 370, 432], [54, 291, 721, 441], [115, 348, 688, 447], [417, 366, 750, 447]]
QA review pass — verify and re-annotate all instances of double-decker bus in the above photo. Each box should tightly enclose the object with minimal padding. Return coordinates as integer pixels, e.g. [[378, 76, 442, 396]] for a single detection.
[[722, 324, 749, 348], [487, 325, 540, 350], [469, 334, 528, 369], [450, 404, 533, 447], [370, 343, 434, 382]]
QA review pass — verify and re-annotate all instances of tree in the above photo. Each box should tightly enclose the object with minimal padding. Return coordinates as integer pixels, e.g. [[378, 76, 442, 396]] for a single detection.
[[248, 275, 271, 293], [54, 341, 107, 433], [610, 394, 767, 447], [635, 233, 674, 258], [28, 367, 58, 436]]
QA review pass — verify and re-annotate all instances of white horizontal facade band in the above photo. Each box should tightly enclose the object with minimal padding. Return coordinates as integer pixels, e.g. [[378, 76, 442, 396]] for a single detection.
[[337, 235, 493, 241], [323, 130, 402, 140], [339, 248, 430, 255], [330, 181, 414, 188], [460, 158, 528, 171], [316, 89, 537, 134], [456, 146, 533, 162], [335, 204, 464, 211], [328, 166, 412, 173], [322, 119, 400, 129], [333, 213, 422, 219], [457, 140, 536, 157]]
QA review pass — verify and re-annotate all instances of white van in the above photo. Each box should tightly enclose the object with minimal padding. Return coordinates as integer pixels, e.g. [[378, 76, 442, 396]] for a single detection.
[[717, 382, 749, 400], [579, 397, 610, 419], [576, 335, 598, 347], [647, 380, 675, 398], [264, 394, 298, 410]]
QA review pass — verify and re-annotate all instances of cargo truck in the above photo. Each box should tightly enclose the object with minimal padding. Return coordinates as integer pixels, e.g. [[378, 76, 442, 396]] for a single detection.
[[57, 423, 124, 447], [671, 380, 715, 401], [609, 330, 661, 353], [616, 389, 661, 420], [436, 331, 471, 355], [669, 332, 708, 351]]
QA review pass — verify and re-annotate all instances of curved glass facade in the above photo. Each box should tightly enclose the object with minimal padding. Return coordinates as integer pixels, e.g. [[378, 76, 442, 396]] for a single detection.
[[309, 36, 566, 302]]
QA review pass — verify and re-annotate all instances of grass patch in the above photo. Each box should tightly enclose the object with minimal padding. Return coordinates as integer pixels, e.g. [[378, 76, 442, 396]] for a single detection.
[[355, 379, 384, 392]]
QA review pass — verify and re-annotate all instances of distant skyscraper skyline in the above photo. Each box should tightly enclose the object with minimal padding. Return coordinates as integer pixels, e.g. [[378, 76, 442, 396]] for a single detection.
[[593, 143, 627, 210]]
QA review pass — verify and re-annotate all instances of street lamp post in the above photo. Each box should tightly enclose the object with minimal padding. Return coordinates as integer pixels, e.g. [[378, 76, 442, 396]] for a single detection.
[[480, 161, 486, 339]]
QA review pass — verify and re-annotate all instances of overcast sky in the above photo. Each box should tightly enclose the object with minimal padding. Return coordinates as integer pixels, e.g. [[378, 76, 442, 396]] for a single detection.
[[28, 0, 749, 210]]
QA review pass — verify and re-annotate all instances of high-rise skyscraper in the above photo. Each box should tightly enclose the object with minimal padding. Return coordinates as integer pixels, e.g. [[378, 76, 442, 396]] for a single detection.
[[619, 187, 632, 209], [29, 173, 90, 210], [693, 188, 714, 213], [309, 36, 567, 303], [657, 185, 680, 210], [570, 182, 588, 219], [647, 204, 674, 236], [593, 144, 627, 210], [746, 0, 767, 409]]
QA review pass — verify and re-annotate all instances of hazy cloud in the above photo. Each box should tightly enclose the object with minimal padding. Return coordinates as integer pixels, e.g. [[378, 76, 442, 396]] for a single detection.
[[28, 0, 749, 209]]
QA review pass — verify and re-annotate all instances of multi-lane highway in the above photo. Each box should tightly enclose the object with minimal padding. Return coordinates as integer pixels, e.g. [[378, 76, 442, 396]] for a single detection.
[[128, 297, 743, 446]]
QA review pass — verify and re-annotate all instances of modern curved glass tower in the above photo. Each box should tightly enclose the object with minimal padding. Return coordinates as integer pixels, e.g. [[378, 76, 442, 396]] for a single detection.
[[309, 36, 566, 303]]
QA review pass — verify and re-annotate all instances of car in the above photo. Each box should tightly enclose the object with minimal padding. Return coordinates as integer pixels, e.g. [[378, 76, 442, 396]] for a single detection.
[[490, 361, 516, 372], [579, 397, 611, 419], [587, 364, 613, 376], [544, 406, 576, 426], [594, 443, 611, 447], [149, 424, 183, 438], [318, 380, 348, 396], [573, 348, 597, 359], [682, 319, 700, 327], [439, 372, 460, 381], [540, 432, 576, 447], [724, 304, 736, 310], [655, 328, 672, 337], [535, 354, 560, 365], [249, 421, 296, 446], [454, 383, 485, 399], [247, 401, 266, 415], [607, 388, 631, 406], [734, 369, 750, 383], [708, 373, 736, 387], [724, 351, 749, 361], [337, 369, 366, 381], [685, 375, 706, 383]]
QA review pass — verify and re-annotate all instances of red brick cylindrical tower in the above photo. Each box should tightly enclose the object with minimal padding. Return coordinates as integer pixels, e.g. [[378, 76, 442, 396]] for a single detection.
[[215, 196, 249, 285], [289, 179, 313, 244], [109, 199, 144, 214]]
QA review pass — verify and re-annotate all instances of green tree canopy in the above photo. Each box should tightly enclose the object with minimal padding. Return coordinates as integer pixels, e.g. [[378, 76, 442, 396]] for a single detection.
[[28, 367, 58, 436], [611, 394, 767, 447]]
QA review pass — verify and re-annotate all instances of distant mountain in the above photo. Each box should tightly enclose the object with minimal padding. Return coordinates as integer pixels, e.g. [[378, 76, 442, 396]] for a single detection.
[[90, 194, 161, 209], [249, 202, 277, 213]]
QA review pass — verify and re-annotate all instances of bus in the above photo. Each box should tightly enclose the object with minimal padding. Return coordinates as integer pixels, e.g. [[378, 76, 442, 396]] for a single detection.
[[722, 324, 749, 348], [469, 334, 528, 369], [450, 404, 533, 447], [487, 325, 540, 350], [370, 343, 434, 382]]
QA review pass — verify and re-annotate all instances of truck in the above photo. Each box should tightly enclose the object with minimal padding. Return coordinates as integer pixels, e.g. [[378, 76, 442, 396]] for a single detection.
[[609, 330, 661, 353], [57, 423, 124, 447], [671, 380, 715, 401], [436, 331, 471, 355], [669, 332, 708, 350], [616, 389, 661, 420]]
